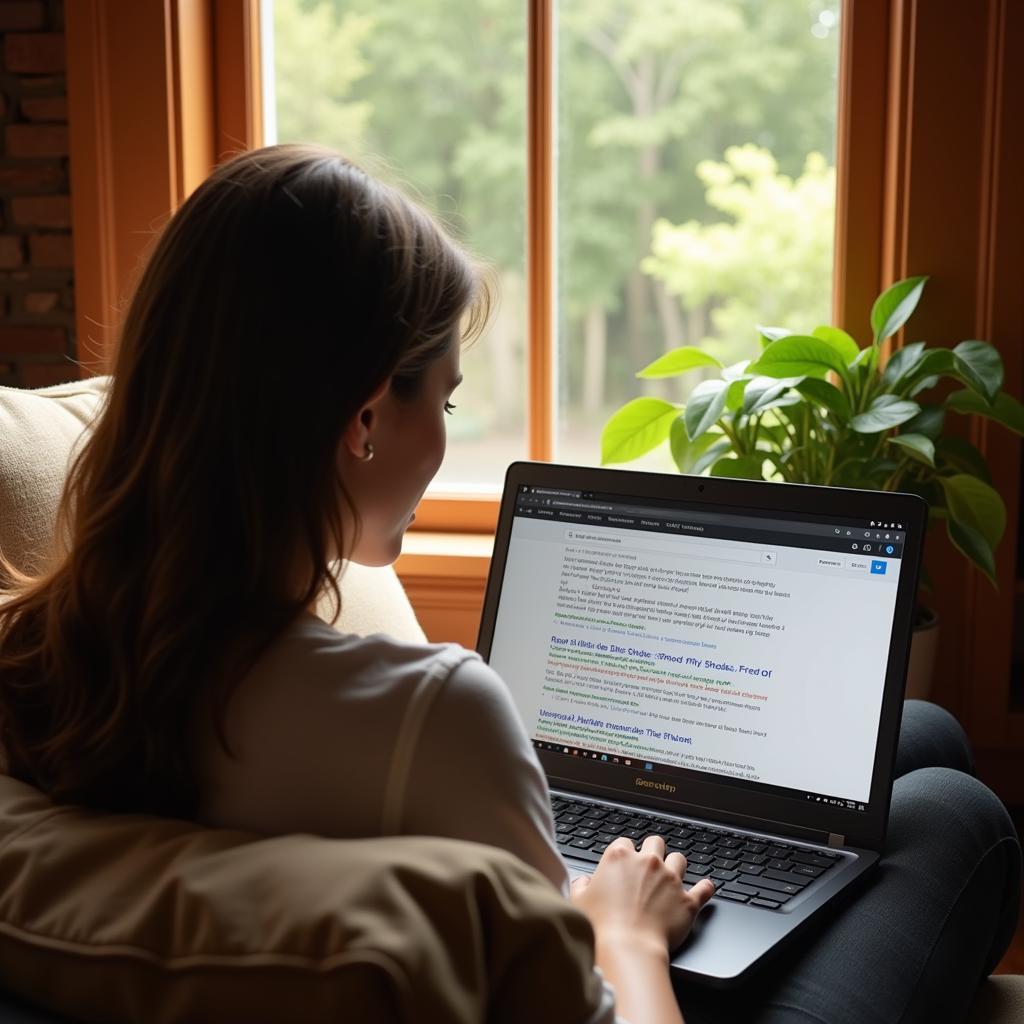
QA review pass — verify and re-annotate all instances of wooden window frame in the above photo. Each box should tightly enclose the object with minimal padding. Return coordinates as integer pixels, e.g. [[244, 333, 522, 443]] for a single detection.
[[66, 1, 1024, 793]]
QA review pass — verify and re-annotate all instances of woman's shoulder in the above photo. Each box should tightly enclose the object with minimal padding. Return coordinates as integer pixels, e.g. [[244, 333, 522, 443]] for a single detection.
[[277, 612, 480, 689]]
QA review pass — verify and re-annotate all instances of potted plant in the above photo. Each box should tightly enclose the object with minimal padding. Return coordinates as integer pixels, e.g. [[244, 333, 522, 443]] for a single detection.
[[601, 276, 1024, 696]]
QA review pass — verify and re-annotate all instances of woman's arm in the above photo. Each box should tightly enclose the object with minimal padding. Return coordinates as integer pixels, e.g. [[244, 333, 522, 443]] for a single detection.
[[398, 657, 568, 890]]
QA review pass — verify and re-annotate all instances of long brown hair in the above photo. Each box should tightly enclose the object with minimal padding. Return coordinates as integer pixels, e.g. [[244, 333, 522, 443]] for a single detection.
[[0, 144, 489, 816]]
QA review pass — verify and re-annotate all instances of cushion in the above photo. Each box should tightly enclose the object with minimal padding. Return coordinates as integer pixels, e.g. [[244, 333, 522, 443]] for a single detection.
[[0, 775, 603, 1023], [0, 377, 425, 642], [970, 976, 1024, 1024]]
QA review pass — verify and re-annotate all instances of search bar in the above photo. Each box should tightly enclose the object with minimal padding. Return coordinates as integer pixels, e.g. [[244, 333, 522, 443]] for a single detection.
[[566, 529, 769, 567]]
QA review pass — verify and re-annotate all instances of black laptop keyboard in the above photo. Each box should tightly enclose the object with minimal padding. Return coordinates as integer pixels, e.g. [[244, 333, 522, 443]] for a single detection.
[[552, 795, 840, 911]]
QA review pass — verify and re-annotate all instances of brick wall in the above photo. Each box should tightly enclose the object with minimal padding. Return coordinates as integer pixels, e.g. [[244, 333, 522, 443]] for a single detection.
[[0, 0, 73, 389]]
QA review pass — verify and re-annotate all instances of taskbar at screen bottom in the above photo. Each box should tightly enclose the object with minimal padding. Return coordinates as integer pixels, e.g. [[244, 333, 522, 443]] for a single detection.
[[532, 739, 870, 815]]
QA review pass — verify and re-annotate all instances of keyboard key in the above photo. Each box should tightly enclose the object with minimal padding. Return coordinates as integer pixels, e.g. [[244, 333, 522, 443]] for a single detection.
[[606, 814, 628, 825], [715, 889, 749, 903], [668, 838, 692, 851], [671, 827, 694, 839], [742, 853, 767, 865], [626, 818, 646, 828], [573, 828, 597, 839], [686, 873, 724, 889], [597, 832, 621, 845], [558, 814, 582, 825], [740, 874, 801, 895], [791, 851, 835, 869], [685, 862, 712, 876], [767, 859, 793, 871], [764, 868, 812, 887], [586, 809, 609, 820], [688, 853, 715, 865], [710, 868, 738, 881], [645, 823, 670, 834], [751, 897, 782, 909], [600, 824, 624, 836], [556, 834, 574, 846], [722, 881, 760, 897], [593, 843, 609, 855], [570, 837, 595, 849], [793, 864, 825, 878], [738, 862, 765, 875], [556, 823, 575, 834], [713, 858, 739, 870], [742, 842, 768, 854], [718, 838, 742, 849], [580, 818, 602, 831], [691, 843, 715, 854]]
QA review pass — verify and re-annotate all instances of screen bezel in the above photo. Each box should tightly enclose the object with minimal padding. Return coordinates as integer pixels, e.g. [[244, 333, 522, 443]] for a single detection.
[[476, 461, 927, 851]]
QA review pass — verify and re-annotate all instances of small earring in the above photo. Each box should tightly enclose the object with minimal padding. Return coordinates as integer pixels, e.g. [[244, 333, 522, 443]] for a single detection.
[[361, 443, 375, 462]]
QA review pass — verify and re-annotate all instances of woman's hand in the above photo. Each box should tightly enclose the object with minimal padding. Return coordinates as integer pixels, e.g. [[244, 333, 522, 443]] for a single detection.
[[569, 835, 715, 1024], [570, 834, 714, 958]]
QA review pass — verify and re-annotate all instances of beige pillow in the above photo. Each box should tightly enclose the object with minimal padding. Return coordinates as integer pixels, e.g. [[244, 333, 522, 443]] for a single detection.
[[0, 376, 425, 642], [0, 776, 602, 1023]]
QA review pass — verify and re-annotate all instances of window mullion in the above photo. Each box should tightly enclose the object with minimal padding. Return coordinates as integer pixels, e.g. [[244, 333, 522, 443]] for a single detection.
[[527, 0, 555, 462]]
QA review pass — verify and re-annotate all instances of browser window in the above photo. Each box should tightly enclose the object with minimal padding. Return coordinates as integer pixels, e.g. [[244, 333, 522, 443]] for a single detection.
[[489, 487, 907, 811]]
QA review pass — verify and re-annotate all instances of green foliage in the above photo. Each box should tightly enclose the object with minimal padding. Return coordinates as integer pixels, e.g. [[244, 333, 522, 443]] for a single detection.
[[642, 146, 835, 366], [602, 277, 1020, 585]]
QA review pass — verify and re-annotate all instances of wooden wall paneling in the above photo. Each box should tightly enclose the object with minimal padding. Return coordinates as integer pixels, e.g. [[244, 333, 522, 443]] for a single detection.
[[967, 0, 1024, 754], [876, 1, 1019, 747], [66, 1, 218, 373]]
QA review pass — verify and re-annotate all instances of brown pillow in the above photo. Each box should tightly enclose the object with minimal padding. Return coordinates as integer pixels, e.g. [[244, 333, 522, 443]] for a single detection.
[[0, 776, 603, 1023]]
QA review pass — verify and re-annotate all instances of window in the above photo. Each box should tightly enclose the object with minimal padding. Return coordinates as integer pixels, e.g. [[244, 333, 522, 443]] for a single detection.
[[265, 0, 842, 489]]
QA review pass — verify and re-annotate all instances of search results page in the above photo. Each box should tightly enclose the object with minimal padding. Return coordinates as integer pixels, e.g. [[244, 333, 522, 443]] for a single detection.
[[489, 496, 904, 805]]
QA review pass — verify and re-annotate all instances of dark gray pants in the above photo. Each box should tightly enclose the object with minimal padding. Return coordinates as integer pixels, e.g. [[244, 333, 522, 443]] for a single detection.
[[677, 700, 1022, 1024]]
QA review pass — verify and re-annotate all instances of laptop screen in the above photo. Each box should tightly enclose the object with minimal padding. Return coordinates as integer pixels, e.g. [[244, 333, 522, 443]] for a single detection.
[[487, 482, 911, 816]]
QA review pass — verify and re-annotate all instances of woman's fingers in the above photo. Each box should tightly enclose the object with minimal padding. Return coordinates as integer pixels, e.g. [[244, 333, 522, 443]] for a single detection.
[[570, 874, 592, 894], [639, 833, 666, 858], [664, 850, 687, 877], [689, 878, 716, 905]]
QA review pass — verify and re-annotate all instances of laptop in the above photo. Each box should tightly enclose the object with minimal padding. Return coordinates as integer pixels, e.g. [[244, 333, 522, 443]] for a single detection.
[[476, 462, 926, 986]]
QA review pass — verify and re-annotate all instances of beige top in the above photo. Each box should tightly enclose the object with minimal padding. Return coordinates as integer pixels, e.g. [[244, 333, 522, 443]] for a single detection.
[[195, 612, 569, 892]]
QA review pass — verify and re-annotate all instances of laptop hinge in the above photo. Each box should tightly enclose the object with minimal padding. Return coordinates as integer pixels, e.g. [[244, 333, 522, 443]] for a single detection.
[[827, 832, 845, 848]]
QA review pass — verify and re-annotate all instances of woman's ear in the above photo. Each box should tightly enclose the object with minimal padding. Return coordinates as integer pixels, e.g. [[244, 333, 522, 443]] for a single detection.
[[341, 377, 392, 462]]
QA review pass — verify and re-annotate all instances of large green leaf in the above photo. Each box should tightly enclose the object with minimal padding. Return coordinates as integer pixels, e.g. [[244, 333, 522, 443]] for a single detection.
[[747, 335, 848, 380], [670, 421, 724, 473], [938, 474, 1006, 550], [849, 395, 921, 433], [684, 379, 730, 440], [909, 374, 941, 398], [709, 455, 765, 480], [935, 435, 991, 483], [742, 376, 802, 416], [946, 389, 1024, 435], [881, 342, 926, 387], [947, 518, 997, 586], [796, 378, 851, 421], [903, 404, 945, 439], [886, 433, 935, 466], [812, 325, 861, 365], [870, 275, 928, 343], [636, 346, 723, 380], [725, 378, 749, 412], [952, 340, 1003, 403], [601, 398, 680, 465], [692, 438, 733, 475]]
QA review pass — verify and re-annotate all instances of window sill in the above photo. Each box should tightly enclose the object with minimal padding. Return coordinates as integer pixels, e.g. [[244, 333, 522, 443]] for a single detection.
[[394, 532, 494, 647]]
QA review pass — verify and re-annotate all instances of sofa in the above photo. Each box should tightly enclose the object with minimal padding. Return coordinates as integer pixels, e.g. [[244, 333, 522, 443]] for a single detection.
[[0, 376, 1020, 1023]]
